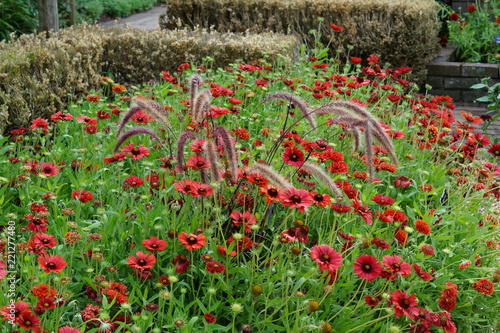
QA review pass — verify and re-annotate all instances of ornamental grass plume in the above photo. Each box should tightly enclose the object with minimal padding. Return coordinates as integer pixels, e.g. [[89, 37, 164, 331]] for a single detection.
[[247, 162, 292, 189], [175, 130, 196, 173], [314, 100, 397, 181], [117, 96, 171, 136], [300, 161, 344, 199], [191, 89, 212, 123], [203, 140, 221, 182], [214, 126, 239, 183], [264, 92, 316, 129], [113, 127, 163, 153]]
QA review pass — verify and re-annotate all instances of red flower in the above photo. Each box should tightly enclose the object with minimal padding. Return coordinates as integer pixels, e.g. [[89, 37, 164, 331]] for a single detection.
[[130, 109, 154, 123], [174, 179, 200, 197], [76, 115, 98, 125], [206, 260, 225, 273], [30, 233, 57, 249], [438, 282, 458, 311], [351, 199, 373, 225], [38, 297, 56, 309], [329, 23, 343, 31], [142, 236, 167, 251], [283, 146, 305, 167], [58, 326, 81, 333], [413, 263, 432, 281], [310, 244, 343, 273], [488, 143, 500, 157], [112, 85, 126, 93], [394, 176, 412, 188], [228, 97, 242, 104], [196, 183, 214, 197], [204, 312, 217, 324], [37, 162, 59, 177], [231, 211, 257, 233], [217, 245, 237, 257], [177, 63, 190, 71], [260, 184, 282, 204], [467, 4, 476, 13], [279, 187, 314, 213], [72, 190, 94, 203], [350, 57, 362, 64], [178, 232, 207, 250], [435, 311, 457, 333], [186, 155, 210, 170], [30, 117, 50, 133], [331, 203, 351, 213], [370, 194, 394, 206], [124, 175, 144, 187], [364, 295, 380, 307], [310, 192, 331, 208], [372, 237, 390, 249], [0, 300, 31, 322], [172, 254, 190, 273], [84, 125, 98, 134], [18, 311, 40, 330], [472, 278, 495, 295], [389, 290, 419, 318], [415, 219, 431, 235], [38, 254, 67, 273], [86, 94, 100, 102], [121, 142, 150, 160], [353, 254, 381, 282], [127, 251, 156, 270], [381, 255, 412, 278], [449, 13, 459, 21], [419, 244, 435, 256], [51, 111, 73, 122]]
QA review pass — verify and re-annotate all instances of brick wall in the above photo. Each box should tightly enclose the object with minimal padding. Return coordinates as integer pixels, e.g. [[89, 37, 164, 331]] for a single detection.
[[426, 47, 500, 103]]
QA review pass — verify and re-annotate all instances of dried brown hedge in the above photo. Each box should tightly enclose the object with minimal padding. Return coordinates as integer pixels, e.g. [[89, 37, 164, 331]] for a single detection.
[[0, 25, 299, 133], [160, 0, 441, 82]]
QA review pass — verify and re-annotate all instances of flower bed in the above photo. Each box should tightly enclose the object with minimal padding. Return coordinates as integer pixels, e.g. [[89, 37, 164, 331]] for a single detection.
[[1, 47, 500, 332]]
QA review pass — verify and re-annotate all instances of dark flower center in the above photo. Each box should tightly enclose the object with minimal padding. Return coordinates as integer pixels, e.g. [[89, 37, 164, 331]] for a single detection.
[[131, 148, 140, 155], [319, 253, 330, 262], [290, 154, 298, 160], [400, 298, 410, 309], [138, 259, 146, 265], [362, 264, 372, 272], [187, 236, 198, 244], [47, 262, 56, 269], [268, 189, 279, 197], [290, 195, 301, 203]]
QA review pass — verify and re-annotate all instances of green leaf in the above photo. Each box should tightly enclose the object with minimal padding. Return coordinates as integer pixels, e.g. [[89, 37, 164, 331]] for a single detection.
[[470, 83, 487, 89]]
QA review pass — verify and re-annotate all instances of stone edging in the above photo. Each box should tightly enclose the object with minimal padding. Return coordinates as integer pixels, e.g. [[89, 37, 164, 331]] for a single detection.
[[426, 47, 500, 103]]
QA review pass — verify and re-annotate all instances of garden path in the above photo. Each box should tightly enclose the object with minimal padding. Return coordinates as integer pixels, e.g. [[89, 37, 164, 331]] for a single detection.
[[98, 5, 499, 138], [99, 4, 165, 30]]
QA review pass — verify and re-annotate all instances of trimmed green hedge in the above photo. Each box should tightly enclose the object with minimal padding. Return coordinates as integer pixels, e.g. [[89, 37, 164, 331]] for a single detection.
[[160, 0, 441, 82], [0, 24, 300, 133]]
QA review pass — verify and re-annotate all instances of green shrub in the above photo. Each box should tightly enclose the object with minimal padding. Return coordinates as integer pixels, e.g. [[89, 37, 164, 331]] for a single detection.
[[0, 24, 299, 133], [0, 0, 38, 41], [160, 0, 441, 82]]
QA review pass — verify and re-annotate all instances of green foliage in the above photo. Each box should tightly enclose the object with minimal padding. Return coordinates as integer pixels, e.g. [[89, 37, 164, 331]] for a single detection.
[[1, 45, 500, 332], [472, 78, 500, 130], [0, 0, 38, 42], [441, 0, 500, 64]]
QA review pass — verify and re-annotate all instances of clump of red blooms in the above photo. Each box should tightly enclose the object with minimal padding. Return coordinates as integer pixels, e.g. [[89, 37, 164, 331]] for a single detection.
[[2, 51, 500, 332]]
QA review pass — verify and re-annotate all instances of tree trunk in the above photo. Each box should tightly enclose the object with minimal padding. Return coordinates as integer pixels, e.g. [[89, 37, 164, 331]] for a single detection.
[[69, 0, 76, 26], [38, 0, 59, 33]]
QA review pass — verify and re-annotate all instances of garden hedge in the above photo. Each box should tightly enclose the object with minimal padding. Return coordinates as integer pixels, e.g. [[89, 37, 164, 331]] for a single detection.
[[159, 0, 442, 82], [0, 24, 299, 134]]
